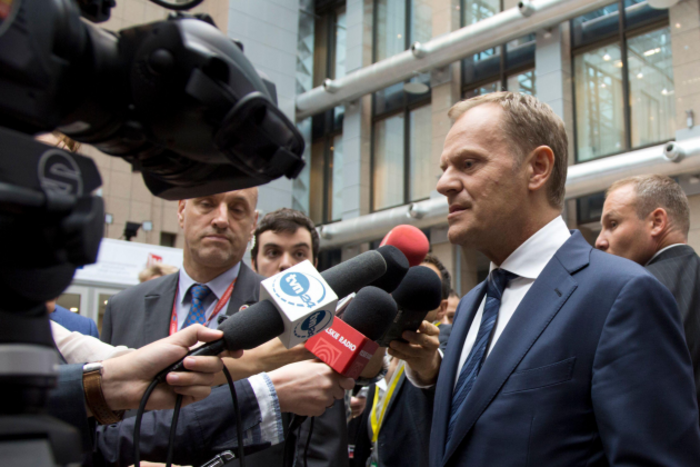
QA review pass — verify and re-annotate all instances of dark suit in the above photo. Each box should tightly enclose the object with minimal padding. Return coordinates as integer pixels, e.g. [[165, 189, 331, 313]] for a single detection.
[[646, 244, 700, 416], [101, 262, 262, 348], [94, 382, 264, 467], [351, 369, 435, 467], [430, 231, 700, 467], [51, 304, 99, 338], [100, 263, 272, 466]]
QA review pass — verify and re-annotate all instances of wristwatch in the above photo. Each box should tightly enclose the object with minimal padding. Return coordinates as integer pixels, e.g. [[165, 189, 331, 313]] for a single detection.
[[82, 362, 125, 425]]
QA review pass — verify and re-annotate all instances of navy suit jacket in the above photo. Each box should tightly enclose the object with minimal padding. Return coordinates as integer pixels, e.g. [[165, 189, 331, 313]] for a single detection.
[[51, 304, 99, 338], [430, 231, 700, 467]]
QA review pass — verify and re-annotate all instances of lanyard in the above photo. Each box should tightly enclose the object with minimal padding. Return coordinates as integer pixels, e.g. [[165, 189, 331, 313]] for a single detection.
[[169, 278, 237, 335], [370, 361, 405, 443]]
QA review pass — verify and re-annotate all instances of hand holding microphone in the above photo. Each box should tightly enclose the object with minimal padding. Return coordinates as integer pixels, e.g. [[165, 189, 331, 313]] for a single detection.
[[377, 266, 443, 347], [382, 266, 444, 386], [156, 247, 406, 381]]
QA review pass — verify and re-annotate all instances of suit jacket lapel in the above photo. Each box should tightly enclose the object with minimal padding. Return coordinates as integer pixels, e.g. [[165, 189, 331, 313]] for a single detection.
[[441, 232, 590, 466], [225, 262, 263, 317], [143, 273, 179, 345], [430, 282, 486, 467]]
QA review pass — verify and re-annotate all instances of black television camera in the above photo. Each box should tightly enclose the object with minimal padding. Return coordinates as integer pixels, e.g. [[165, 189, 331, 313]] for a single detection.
[[0, 0, 304, 463]]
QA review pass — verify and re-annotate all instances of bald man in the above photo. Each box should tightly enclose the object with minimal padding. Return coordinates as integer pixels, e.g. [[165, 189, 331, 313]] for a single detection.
[[102, 188, 262, 347]]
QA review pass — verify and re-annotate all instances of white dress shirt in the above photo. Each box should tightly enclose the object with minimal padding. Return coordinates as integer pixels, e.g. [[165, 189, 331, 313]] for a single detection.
[[176, 262, 241, 330], [452, 216, 571, 386], [406, 216, 571, 389]]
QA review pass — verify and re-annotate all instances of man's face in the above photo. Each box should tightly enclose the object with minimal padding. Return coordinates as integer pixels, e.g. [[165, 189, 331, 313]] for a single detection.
[[443, 295, 460, 325], [178, 189, 258, 272], [595, 184, 656, 265], [253, 228, 316, 278], [437, 105, 530, 252]]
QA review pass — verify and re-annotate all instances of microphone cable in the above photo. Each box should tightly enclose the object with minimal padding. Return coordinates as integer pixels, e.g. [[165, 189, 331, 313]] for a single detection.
[[132, 365, 247, 467], [303, 416, 315, 467]]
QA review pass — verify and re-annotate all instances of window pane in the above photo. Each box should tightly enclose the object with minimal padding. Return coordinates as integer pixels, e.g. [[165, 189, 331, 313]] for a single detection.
[[506, 34, 536, 72], [463, 46, 502, 86], [571, 3, 619, 48], [375, 0, 406, 61], [334, 6, 347, 79], [409, 105, 433, 201], [330, 134, 344, 221], [296, 7, 315, 95], [464, 81, 499, 98], [627, 27, 675, 148], [411, 0, 432, 44], [375, 82, 405, 116], [574, 45, 626, 161], [373, 115, 405, 210], [624, 0, 667, 30], [507, 69, 536, 95], [462, 0, 499, 26], [309, 140, 326, 224]]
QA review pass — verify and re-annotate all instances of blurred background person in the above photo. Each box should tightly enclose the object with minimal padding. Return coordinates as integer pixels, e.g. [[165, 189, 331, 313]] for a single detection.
[[138, 263, 180, 283], [47, 298, 99, 338]]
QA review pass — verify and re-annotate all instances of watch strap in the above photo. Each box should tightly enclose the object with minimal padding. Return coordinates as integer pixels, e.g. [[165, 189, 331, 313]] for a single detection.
[[83, 366, 124, 425]]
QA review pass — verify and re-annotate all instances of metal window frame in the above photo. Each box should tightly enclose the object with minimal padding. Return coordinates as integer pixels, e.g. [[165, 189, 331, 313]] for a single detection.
[[570, 0, 670, 163], [310, 3, 347, 225]]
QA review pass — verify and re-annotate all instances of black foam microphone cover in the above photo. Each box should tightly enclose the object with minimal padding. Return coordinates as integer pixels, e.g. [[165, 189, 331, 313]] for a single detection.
[[369, 245, 409, 293], [219, 249, 388, 349], [392, 266, 444, 312], [218, 300, 286, 350], [342, 286, 398, 341], [376, 266, 444, 347], [322, 249, 387, 298]]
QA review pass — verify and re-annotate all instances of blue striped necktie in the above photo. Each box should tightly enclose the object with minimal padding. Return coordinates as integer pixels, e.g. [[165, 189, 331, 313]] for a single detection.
[[182, 284, 212, 328], [447, 268, 517, 442]]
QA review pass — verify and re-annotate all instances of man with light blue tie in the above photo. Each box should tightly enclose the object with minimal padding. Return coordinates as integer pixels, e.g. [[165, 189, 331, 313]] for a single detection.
[[394, 92, 700, 466], [101, 188, 263, 348]]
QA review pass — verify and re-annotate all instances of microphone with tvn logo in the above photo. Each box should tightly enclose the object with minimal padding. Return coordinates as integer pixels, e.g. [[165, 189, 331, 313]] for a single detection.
[[156, 247, 406, 380], [305, 286, 397, 378]]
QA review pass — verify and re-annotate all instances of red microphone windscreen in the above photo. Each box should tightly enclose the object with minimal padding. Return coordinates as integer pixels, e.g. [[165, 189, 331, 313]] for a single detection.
[[379, 225, 430, 267]]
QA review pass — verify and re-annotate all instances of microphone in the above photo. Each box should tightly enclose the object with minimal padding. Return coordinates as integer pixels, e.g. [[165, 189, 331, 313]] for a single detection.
[[379, 225, 430, 267], [376, 266, 443, 347], [305, 286, 397, 378], [333, 244, 409, 317], [368, 245, 410, 293], [156, 249, 389, 380]]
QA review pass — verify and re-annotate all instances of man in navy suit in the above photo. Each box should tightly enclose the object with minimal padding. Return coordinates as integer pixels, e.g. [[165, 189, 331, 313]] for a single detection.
[[391, 92, 700, 466], [48, 299, 99, 338]]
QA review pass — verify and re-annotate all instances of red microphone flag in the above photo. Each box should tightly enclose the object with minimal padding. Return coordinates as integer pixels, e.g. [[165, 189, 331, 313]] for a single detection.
[[305, 318, 379, 379]]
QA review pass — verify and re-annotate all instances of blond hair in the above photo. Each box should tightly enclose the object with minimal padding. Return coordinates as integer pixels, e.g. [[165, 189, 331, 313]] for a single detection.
[[448, 92, 568, 208], [138, 263, 179, 282], [607, 175, 690, 237]]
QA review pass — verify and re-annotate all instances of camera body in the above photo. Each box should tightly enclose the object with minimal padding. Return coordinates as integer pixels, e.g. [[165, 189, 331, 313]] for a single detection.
[[0, 0, 305, 463]]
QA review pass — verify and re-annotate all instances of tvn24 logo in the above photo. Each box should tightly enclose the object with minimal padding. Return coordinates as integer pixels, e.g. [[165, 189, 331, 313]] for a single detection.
[[271, 271, 333, 339]]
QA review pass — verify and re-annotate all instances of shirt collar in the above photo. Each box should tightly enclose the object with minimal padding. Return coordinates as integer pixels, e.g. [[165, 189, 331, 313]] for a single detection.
[[645, 243, 686, 266], [178, 262, 241, 303], [490, 216, 571, 280]]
